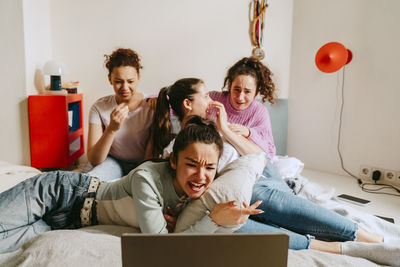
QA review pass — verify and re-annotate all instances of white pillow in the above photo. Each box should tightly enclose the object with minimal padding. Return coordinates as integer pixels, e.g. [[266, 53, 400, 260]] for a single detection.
[[174, 153, 266, 233]]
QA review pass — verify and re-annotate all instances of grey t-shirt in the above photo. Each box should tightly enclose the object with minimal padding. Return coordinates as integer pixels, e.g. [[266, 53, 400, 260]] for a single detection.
[[95, 160, 218, 233]]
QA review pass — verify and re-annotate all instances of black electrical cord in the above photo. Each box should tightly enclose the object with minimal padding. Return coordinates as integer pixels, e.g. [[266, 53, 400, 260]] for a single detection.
[[336, 66, 400, 197]]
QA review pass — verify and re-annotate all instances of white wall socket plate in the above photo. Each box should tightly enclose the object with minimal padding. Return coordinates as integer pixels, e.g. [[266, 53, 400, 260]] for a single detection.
[[385, 170, 395, 181], [359, 165, 372, 180], [359, 165, 400, 186]]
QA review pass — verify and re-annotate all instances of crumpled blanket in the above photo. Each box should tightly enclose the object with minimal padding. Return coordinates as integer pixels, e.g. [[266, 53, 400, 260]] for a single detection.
[[272, 156, 400, 266], [272, 155, 400, 239]]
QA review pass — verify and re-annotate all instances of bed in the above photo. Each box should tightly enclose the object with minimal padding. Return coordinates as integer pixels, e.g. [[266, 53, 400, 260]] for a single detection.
[[1, 100, 399, 267], [1, 160, 399, 266]]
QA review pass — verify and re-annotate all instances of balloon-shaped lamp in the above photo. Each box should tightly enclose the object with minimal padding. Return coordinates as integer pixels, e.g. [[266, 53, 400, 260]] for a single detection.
[[315, 42, 353, 73], [43, 60, 68, 90]]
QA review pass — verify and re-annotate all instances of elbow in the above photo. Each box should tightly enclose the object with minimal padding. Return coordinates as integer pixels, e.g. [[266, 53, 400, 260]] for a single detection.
[[87, 151, 102, 167]]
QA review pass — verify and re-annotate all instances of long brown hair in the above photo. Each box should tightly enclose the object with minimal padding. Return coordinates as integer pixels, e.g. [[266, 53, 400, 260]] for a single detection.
[[150, 78, 204, 158]]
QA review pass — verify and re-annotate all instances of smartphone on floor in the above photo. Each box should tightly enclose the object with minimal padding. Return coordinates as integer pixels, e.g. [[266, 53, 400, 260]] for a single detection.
[[337, 194, 371, 206], [375, 215, 395, 224]]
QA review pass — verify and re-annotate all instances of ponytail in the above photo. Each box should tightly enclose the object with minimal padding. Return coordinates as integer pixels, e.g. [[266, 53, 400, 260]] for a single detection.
[[150, 86, 174, 158], [149, 78, 204, 158]]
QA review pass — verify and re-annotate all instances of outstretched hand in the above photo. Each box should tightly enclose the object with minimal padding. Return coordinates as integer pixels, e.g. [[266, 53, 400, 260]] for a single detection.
[[209, 200, 263, 226]]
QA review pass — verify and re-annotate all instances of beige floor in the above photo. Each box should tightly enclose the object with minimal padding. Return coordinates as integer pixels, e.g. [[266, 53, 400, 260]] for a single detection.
[[303, 168, 400, 225]]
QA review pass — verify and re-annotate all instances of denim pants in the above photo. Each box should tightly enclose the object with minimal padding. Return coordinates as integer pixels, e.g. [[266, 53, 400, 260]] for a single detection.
[[235, 162, 358, 250], [0, 171, 93, 253], [87, 155, 138, 181]]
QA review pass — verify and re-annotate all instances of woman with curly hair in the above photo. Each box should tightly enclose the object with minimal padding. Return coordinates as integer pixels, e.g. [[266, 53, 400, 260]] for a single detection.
[[207, 57, 383, 251], [207, 57, 276, 158], [86, 48, 154, 181]]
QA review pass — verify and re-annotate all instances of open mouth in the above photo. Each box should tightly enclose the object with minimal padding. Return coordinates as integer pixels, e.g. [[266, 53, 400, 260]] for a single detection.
[[235, 102, 246, 107], [188, 181, 205, 192]]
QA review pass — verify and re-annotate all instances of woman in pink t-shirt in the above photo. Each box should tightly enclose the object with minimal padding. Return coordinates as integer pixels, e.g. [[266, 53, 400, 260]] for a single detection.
[[87, 48, 153, 181]]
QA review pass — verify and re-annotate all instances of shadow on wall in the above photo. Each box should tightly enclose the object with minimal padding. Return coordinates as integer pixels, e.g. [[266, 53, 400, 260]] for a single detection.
[[34, 68, 45, 94], [19, 99, 31, 165], [265, 98, 288, 156]]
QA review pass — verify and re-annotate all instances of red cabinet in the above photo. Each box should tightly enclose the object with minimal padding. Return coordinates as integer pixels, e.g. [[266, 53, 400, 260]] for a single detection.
[[28, 94, 84, 168]]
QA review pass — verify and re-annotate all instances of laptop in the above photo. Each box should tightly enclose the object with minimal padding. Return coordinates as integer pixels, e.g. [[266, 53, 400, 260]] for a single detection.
[[121, 233, 289, 267]]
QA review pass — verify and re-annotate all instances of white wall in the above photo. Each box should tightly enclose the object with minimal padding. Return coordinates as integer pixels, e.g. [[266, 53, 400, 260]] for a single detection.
[[0, 0, 30, 165], [48, 0, 293, 161], [3, 0, 399, 176], [1, 0, 293, 165], [23, 0, 52, 95], [288, 0, 400, 175]]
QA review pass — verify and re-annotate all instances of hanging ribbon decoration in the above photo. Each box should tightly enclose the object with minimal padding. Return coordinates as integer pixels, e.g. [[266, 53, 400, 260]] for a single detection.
[[250, 0, 268, 60]]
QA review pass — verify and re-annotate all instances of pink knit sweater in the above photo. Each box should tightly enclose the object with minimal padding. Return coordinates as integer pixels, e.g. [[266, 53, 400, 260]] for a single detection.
[[209, 91, 276, 160]]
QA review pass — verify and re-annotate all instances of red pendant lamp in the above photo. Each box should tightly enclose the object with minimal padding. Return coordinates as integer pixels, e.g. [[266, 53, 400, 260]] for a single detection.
[[315, 42, 353, 73]]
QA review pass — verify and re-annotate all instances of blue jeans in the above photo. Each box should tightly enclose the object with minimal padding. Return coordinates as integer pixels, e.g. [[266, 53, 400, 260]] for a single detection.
[[0, 171, 93, 253], [87, 156, 138, 181], [235, 162, 358, 250]]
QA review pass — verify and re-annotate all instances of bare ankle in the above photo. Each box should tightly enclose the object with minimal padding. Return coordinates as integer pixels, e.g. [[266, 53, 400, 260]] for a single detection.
[[356, 227, 383, 243], [309, 240, 342, 254]]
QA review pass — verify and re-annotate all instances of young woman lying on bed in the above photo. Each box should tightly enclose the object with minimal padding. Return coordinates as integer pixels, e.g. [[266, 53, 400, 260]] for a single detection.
[[147, 70, 384, 254], [0, 117, 263, 253]]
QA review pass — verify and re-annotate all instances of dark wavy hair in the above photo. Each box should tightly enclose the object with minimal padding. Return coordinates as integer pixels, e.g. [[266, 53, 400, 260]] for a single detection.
[[172, 115, 223, 162], [150, 78, 204, 158], [222, 57, 276, 104], [104, 48, 143, 75]]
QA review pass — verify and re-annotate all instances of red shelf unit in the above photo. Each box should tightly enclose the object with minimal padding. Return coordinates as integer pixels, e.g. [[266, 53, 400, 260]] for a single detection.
[[28, 94, 84, 168]]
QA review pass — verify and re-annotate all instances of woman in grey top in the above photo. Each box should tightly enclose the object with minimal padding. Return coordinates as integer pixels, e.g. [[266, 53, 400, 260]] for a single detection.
[[0, 116, 262, 253]]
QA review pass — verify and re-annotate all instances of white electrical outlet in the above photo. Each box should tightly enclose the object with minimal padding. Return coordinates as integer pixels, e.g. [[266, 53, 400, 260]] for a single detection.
[[385, 170, 395, 180], [359, 165, 372, 180], [380, 168, 400, 186], [359, 165, 400, 185]]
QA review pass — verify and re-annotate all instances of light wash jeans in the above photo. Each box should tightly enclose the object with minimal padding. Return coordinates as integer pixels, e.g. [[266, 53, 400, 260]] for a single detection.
[[87, 156, 138, 181], [0, 171, 93, 253], [235, 162, 358, 250]]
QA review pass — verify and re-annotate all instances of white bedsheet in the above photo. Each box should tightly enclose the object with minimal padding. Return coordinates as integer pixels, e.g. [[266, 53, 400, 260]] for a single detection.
[[0, 160, 398, 266], [0, 161, 41, 193]]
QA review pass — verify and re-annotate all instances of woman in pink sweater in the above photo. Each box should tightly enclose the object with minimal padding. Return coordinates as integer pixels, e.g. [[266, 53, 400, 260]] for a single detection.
[[209, 57, 383, 251], [207, 57, 275, 160]]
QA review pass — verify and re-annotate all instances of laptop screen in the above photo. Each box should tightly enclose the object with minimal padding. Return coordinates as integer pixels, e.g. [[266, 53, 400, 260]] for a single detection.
[[121, 233, 289, 267]]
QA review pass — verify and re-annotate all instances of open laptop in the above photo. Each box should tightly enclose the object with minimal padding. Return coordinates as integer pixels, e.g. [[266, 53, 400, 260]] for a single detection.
[[121, 233, 289, 267]]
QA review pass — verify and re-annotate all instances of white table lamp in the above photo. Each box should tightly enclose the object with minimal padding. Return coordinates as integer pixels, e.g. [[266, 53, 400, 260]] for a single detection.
[[43, 60, 68, 90]]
